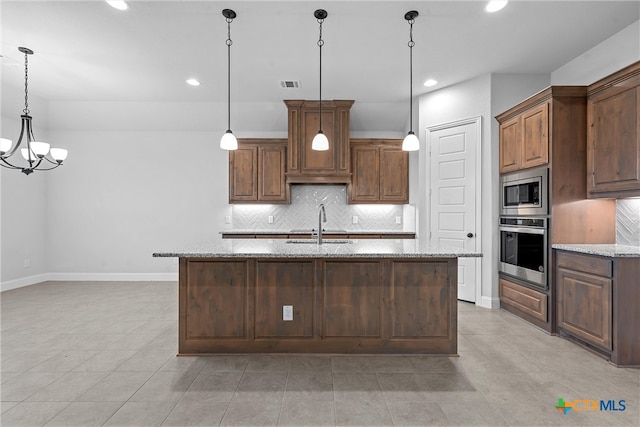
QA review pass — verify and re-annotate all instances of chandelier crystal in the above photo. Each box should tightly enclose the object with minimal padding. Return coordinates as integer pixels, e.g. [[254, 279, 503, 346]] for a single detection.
[[1, 47, 68, 175]]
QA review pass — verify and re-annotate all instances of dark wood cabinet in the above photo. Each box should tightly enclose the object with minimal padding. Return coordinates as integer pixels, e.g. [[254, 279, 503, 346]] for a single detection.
[[229, 139, 289, 204], [284, 100, 354, 184], [179, 256, 457, 354], [555, 250, 640, 367], [499, 277, 548, 328], [498, 102, 548, 173], [348, 139, 408, 204], [587, 61, 640, 198]]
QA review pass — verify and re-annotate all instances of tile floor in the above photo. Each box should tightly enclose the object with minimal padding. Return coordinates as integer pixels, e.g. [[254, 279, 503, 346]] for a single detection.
[[1, 281, 638, 426]]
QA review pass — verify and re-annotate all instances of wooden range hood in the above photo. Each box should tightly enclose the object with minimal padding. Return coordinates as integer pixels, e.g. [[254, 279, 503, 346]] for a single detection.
[[284, 100, 354, 184]]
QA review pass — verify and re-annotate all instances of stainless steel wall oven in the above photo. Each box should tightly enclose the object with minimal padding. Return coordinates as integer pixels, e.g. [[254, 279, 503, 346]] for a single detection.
[[499, 217, 548, 289]]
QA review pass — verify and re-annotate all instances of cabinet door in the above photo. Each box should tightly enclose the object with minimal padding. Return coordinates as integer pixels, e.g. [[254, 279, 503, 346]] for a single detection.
[[588, 86, 640, 197], [380, 146, 409, 203], [499, 116, 521, 173], [258, 145, 288, 202], [557, 267, 612, 351], [349, 145, 379, 202], [521, 103, 549, 169], [229, 146, 258, 202], [301, 108, 338, 173]]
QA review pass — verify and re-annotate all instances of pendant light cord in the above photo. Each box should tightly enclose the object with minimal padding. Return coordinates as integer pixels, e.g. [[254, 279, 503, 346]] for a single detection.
[[408, 16, 415, 133], [317, 16, 324, 132], [226, 15, 233, 131], [23, 51, 30, 115]]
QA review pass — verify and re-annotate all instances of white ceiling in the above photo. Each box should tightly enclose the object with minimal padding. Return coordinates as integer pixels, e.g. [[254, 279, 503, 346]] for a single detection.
[[1, 1, 639, 116]]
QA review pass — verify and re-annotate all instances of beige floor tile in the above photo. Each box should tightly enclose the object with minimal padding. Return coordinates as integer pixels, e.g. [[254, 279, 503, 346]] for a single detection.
[[388, 401, 450, 426], [72, 350, 138, 372], [438, 399, 508, 426], [279, 400, 336, 426], [376, 372, 426, 402], [183, 371, 243, 403], [161, 399, 228, 426], [26, 372, 108, 402], [408, 356, 463, 373], [332, 372, 385, 402], [129, 370, 199, 403], [44, 401, 123, 426], [232, 371, 287, 402], [1, 401, 19, 414], [0, 371, 64, 401], [116, 348, 176, 372], [284, 371, 333, 401], [77, 371, 153, 402], [104, 401, 177, 426], [335, 400, 394, 426], [288, 355, 332, 371], [220, 401, 281, 426], [0, 401, 70, 426], [245, 354, 292, 371], [198, 355, 250, 373]]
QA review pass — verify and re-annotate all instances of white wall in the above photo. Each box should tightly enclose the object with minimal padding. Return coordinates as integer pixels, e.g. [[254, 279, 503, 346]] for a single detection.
[[1, 83, 52, 290], [416, 73, 550, 308], [552, 20, 640, 85]]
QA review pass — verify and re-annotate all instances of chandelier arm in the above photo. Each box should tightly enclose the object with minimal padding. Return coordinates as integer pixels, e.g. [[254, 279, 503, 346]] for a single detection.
[[0, 158, 24, 170], [27, 162, 61, 172], [40, 156, 61, 166]]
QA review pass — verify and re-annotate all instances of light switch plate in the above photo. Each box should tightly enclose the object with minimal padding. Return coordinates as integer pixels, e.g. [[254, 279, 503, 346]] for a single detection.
[[283, 305, 293, 321], [225, 215, 231, 224]]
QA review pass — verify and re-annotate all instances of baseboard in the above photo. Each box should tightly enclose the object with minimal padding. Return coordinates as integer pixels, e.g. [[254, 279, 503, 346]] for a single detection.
[[0, 273, 50, 292], [1, 272, 178, 292], [478, 296, 500, 309]]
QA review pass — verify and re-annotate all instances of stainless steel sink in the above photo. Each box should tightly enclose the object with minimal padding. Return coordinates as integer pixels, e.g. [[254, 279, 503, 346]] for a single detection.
[[285, 239, 352, 244]]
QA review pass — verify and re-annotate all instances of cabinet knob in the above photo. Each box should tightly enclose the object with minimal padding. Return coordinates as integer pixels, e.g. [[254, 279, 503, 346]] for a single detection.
[[467, 233, 474, 238]]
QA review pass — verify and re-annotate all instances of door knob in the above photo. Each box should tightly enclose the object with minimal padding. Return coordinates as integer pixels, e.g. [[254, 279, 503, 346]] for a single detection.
[[467, 233, 474, 238]]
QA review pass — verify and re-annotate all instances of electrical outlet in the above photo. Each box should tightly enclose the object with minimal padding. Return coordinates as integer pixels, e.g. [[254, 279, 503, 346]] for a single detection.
[[225, 215, 231, 224], [268, 215, 274, 224], [24, 259, 30, 268], [352, 215, 358, 224], [395, 216, 402, 224], [283, 305, 293, 321]]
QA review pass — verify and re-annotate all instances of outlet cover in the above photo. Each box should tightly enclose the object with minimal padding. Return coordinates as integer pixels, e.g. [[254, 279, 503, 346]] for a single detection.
[[225, 215, 231, 224], [395, 216, 402, 224], [352, 216, 358, 224], [268, 215, 274, 224], [283, 305, 293, 321]]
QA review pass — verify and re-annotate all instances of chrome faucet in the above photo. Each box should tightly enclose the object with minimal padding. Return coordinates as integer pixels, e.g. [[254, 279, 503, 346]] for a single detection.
[[317, 203, 327, 244]]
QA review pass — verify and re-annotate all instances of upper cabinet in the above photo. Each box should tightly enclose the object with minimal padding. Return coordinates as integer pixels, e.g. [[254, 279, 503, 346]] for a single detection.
[[498, 102, 549, 173], [587, 61, 640, 199], [348, 139, 408, 204], [229, 139, 289, 204], [284, 100, 354, 184]]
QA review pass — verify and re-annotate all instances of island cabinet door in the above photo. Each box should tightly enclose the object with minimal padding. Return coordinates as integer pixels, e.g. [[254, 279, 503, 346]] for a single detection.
[[253, 260, 315, 338], [181, 260, 249, 342], [322, 260, 383, 338]]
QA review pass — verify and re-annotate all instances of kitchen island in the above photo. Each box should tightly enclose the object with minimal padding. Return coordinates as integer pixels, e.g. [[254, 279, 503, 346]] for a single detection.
[[154, 239, 481, 355]]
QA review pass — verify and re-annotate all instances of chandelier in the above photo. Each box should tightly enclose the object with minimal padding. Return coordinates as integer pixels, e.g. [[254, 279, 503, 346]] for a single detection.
[[0, 47, 68, 175]]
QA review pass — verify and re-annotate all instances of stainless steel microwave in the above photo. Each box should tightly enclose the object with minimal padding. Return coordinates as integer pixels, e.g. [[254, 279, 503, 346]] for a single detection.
[[500, 168, 548, 216]]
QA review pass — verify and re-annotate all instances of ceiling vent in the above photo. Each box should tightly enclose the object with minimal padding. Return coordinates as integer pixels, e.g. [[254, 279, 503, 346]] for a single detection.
[[280, 80, 300, 88]]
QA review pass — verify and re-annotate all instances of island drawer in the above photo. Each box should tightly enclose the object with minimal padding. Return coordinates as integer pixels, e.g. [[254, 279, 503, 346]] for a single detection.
[[556, 251, 612, 277]]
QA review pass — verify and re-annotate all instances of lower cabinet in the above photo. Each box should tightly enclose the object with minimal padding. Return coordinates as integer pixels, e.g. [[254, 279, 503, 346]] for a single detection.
[[499, 277, 549, 330], [555, 250, 640, 367], [179, 257, 458, 354]]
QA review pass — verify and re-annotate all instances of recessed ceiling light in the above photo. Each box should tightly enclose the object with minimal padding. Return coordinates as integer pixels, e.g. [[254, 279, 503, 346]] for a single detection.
[[186, 78, 200, 86], [424, 79, 438, 87], [485, 1, 508, 13], [106, 1, 129, 11]]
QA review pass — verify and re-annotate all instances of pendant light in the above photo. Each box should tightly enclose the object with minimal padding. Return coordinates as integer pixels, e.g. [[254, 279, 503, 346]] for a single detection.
[[220, 9, 238, 150], [0, 47, 68, 175], [311, 9, 329, 151], [402, 11, 420, 152]]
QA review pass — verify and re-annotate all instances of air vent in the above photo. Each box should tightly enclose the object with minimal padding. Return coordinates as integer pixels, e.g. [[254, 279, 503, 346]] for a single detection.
[[280, 80, 300, 88]]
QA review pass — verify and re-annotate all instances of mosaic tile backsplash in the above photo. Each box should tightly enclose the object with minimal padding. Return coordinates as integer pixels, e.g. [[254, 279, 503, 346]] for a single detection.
[[617, 198, 640, 246], [232, 185, 415, 231]]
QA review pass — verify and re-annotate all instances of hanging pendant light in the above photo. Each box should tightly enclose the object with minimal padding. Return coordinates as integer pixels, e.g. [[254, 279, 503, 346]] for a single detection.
[[402, 11, 420, 152], [311, 9, 329, 151], [220, 9, 238, 150], [0, 47, 68, 175]]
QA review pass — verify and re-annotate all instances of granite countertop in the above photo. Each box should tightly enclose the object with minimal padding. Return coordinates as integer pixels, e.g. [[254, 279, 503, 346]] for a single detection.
[[154, 238, 481, 258], [220, 229, 416, 235], [553, 244, 640, 257]]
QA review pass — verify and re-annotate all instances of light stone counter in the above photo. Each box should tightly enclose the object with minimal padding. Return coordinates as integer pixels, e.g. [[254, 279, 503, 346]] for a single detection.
[[154, 238, 481, 259], [553, 244, 640, 257]]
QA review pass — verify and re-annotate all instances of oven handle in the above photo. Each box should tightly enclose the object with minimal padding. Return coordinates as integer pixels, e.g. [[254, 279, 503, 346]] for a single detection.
[[499, 226, 546, 235]]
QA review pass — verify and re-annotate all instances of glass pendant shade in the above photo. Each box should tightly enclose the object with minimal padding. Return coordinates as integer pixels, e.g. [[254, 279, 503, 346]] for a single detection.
[[0, 138, 12, 155], [30, 141, 50, 157], [21, 148, 35, 161], [50, 148, 69, 162], [402, 131, 420, 151], [312, 131, 329, 151], [220, 130, 238, 150]]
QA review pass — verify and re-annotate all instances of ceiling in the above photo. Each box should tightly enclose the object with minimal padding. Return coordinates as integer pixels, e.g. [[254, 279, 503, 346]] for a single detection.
[[1, 1, 639, 116]]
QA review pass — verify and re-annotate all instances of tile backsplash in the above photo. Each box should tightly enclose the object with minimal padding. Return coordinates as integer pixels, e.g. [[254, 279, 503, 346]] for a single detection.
[[231, 185, 415, 231], [617, 198, 640, 246]]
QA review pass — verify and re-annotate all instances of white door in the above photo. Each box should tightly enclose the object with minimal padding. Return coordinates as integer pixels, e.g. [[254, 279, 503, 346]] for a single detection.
[[427, 118, 481, 303]]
